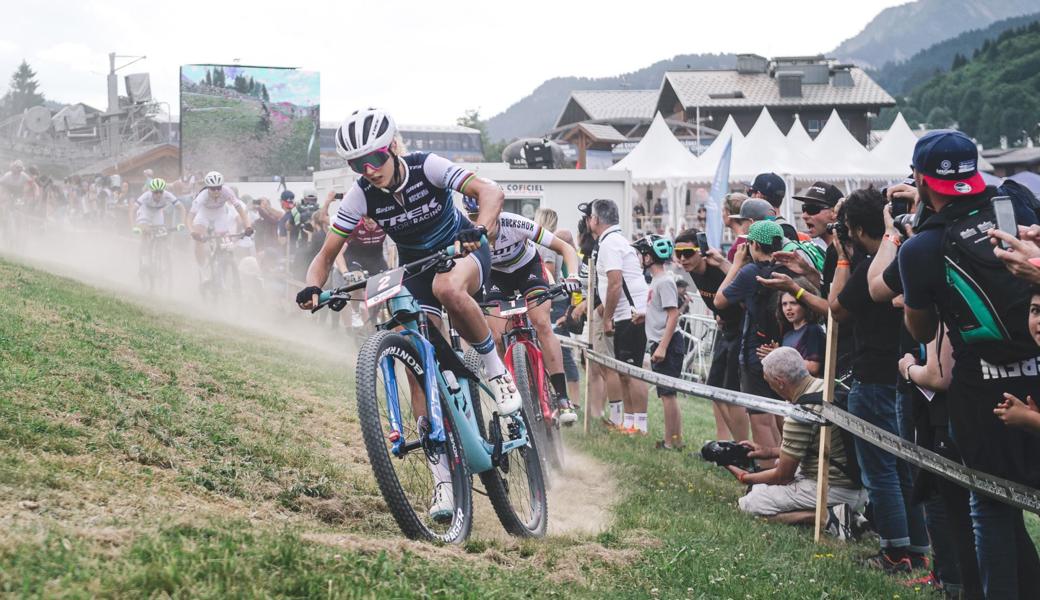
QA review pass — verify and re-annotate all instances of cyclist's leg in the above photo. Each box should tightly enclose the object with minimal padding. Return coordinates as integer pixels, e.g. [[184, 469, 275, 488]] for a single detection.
[[430, 245, 520, 414], [482, 273, 510, 357], [191, 211, 209, 267]]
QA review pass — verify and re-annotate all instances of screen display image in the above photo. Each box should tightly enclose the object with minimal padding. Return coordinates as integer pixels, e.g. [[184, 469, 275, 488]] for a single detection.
[[180, 64, 319, 178]]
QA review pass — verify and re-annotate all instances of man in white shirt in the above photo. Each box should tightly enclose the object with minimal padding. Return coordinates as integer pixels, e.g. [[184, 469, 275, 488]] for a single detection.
[[586, 198, 650, 434]]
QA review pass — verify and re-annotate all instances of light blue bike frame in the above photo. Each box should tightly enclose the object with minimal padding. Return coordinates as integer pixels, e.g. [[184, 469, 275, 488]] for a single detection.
[[379, 290, 529, 475]]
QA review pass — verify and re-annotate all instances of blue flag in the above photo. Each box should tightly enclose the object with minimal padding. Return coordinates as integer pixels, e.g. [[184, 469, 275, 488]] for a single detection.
[[705, 137, 731, 249]]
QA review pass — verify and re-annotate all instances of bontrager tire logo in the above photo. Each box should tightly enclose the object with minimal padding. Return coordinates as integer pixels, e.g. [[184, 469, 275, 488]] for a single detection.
[[380, 345, 424, 376]]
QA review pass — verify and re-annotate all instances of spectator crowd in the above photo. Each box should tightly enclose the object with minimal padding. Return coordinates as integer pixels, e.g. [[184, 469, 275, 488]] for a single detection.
[[564, 130, 1040, 599]]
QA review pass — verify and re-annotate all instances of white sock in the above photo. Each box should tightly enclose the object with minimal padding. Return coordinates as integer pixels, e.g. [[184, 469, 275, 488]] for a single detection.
[[609, 401, 623, 425], [623, 413, 634, 429], [479, 351, 506, 379], [429, 453, 451, 486], [635, 413, 648, 433]]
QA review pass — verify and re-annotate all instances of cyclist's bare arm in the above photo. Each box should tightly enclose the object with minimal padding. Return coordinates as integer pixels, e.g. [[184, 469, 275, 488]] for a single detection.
[[547, 237, 580, 279], [232, 202, 249, 231], [464, 177, 504, 237], [301, 233, 348, 309]]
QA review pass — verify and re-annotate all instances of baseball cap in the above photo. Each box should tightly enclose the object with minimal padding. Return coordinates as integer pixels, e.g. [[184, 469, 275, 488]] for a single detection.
[[747, 220, 784, 246], [733, 198, 773, 222], [911, 130, 985, 196], [749, 172, 786, 208], [793, 181, 842, 207]]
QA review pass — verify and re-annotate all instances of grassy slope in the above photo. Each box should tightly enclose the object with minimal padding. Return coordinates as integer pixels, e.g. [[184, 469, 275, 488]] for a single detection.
[[1, 257, 998, 598]]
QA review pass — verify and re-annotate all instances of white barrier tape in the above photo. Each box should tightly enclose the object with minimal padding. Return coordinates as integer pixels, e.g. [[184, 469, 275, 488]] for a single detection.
[[558, 333, 1040, 514], [557, 334, 824, 424], [820, 405, 1040, 514]]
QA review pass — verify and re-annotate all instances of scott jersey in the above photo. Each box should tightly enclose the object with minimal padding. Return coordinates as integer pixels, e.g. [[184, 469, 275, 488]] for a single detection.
[[191, 186, 243, 212], [488, 212, 557, 273], [331, 152, 476, 254], [135, 190, 179, 210]]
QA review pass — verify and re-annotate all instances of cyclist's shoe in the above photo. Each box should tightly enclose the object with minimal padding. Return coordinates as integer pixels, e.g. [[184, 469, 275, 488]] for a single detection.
[[488, 372, 521, 415], [428, 482, 454, 523], [558, 399, 578, 426]]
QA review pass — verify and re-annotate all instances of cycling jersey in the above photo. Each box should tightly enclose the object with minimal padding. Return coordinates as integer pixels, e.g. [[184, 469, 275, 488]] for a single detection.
[[347, 218, 387, 250], [488, 212, 557, 274], [135, 190, 179, 210], [0, 171, 32, 198], [331, 152, 476, 254], [191, 186, 243, 212]]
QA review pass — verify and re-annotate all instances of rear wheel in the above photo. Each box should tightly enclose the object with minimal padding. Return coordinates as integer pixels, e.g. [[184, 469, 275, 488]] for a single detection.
[[356, 330, 473, 542], [465, 349, 547, 537]]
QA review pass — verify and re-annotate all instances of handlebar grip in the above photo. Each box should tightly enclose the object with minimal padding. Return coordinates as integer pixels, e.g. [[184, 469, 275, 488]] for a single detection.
[[444, 234, 488, 257], [318, 290, 332, 304]]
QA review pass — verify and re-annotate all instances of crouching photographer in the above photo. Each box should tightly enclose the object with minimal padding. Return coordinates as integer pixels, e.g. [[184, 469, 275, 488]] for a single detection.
[[723, 347, 866, 531]]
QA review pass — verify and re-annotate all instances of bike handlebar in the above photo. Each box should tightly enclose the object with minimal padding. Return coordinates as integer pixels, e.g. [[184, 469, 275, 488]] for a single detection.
[[478, 282, 570, 310], [313, 236, 487, 311]]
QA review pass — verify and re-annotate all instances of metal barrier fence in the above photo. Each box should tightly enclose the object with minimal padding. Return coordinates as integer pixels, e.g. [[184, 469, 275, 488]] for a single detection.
[[557, 334, 1040, 516]]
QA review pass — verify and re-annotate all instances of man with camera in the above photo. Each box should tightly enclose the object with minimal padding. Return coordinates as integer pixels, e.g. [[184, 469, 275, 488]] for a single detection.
[[899, 131, 1040, 598], [674, 228, 750, 442], [825, 188, 931, 573], [725, 347, 865, 528]]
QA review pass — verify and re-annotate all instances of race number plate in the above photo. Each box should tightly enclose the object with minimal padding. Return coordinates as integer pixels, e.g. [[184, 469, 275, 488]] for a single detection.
[[365, 268, 404, 308], [498, 297, 528, 317]]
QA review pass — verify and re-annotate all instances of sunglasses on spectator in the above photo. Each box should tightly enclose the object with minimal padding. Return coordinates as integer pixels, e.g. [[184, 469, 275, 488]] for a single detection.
[[348, 147, 391, 174], [674, 245, 698, 258], [801, 203, 827, 215]]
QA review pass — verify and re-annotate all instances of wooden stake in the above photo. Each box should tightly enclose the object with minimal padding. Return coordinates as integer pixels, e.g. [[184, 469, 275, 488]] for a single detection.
[[813, 312, 839, 543]]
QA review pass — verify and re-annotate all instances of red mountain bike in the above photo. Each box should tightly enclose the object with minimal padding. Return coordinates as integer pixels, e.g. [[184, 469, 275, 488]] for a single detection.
[[483, 284, 569, 474]]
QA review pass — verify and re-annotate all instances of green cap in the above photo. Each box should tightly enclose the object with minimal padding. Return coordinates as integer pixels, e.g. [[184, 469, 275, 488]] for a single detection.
[[747, 220, 784, 246]]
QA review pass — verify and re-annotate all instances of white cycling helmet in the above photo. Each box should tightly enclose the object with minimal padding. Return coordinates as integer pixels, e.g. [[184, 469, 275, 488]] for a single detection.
[[204, 171, 224, 187], [335, 108, 397, 160]]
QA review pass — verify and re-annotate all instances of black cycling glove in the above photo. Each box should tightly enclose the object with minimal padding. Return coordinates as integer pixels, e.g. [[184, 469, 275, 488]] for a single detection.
[[456, 225, 487, 245], [296, 285, 322, 305]]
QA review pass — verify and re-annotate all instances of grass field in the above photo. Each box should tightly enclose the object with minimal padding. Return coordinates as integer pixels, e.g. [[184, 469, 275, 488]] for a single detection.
[[1, 256, 1018, 598]]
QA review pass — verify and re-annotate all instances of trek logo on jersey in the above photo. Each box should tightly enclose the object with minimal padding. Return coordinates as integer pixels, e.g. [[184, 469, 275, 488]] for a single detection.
[[980, 355, 1040, 380], [384, 198, 441, 228]]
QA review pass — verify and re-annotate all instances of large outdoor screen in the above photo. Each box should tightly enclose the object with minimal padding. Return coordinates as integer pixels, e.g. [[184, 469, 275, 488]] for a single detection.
[[179, 65, 319, 179]]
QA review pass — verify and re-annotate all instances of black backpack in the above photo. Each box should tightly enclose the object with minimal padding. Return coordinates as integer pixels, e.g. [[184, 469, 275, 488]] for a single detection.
[[796, 391, 862, 488], [917, 190, 1038, 365]]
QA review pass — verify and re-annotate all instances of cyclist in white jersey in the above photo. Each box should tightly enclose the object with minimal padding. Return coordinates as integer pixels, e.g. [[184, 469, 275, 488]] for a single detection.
[[463, 198, 582, 423], [130, 178, 186, 232], [188, 171, 251, 266]]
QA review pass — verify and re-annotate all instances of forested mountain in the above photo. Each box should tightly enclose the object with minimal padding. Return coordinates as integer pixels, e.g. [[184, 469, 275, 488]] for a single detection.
[[906, 21, 1040, 146], [871, 12, 1040, 96], [830, 0, 1040, 69], [485, 54, 735, 143]]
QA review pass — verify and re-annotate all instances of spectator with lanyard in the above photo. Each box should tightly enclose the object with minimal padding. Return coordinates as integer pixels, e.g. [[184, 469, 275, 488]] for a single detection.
[[462, 197, 582, 423], [583, 198, 650, 434], [674, 228, 750, 442], [298, 109, 521, 521]]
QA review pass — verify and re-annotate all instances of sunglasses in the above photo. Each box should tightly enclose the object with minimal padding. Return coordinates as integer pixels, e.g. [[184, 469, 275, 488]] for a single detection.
[[801, 203, 826, 215], [674, 246, 698, 259], [348, 147, 391, 174]]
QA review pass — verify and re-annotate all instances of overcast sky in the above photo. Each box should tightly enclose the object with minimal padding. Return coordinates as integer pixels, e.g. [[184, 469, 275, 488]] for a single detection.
[[0, 0, 906, 125]]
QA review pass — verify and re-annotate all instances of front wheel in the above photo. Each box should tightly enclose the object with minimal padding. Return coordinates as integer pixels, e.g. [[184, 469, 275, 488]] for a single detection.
[[356, 330, 473, 542], [465, 349, 547, 537]]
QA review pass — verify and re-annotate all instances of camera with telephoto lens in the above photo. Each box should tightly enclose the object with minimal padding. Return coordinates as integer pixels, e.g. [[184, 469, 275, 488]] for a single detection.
[[700, 440, 754, 470]]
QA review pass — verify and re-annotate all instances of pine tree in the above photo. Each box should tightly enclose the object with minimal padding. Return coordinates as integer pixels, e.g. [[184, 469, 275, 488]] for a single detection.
[[1, 60, 45, 118], [205, 69, 212, 86], [261, 84, 269, 102], [951, 53, 968, 70]]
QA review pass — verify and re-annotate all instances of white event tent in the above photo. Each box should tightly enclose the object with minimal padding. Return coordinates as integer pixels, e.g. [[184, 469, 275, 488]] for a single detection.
[[868, 113, 919, 179], [609, 112, 699, 233]]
